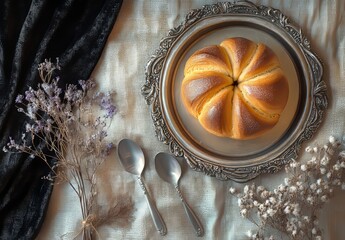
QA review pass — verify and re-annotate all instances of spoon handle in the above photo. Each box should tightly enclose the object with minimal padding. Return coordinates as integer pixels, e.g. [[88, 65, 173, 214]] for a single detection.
[[176, 185, 204, 237], [137, 176, 167, 236]]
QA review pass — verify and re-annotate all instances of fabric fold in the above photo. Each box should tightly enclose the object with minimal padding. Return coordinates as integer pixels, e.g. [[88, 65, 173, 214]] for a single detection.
[[0, 1, 123, 239]]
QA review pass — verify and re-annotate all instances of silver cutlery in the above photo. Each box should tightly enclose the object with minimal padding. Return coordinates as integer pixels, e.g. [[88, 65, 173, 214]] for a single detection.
[[118, 139, 167, 236], [155, 152, 204, 237]]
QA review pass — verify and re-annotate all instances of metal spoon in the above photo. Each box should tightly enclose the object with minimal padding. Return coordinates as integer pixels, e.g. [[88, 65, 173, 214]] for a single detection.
[[117, 139, 167, 236], [155, 152, 204, 237]]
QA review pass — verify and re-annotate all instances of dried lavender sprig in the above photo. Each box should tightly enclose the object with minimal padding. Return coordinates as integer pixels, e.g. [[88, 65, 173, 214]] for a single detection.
[[4, 59, 130, 240]]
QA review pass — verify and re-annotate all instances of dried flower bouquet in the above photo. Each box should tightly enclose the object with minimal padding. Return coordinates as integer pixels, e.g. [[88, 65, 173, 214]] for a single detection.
[[3, 59, 133, 240], [230, 136, 345, 240]]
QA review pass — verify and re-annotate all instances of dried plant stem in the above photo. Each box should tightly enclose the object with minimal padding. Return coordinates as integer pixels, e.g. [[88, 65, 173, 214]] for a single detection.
[[230, 136, 345, 240], [4, 59, 133, 240]]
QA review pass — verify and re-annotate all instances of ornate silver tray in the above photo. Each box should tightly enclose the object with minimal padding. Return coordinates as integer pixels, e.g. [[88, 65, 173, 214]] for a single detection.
[[142, 1, 327, 182]]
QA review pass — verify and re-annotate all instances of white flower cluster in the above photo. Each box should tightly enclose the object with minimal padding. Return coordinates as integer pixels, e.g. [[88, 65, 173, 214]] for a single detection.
[[229, 136, 345, 240]]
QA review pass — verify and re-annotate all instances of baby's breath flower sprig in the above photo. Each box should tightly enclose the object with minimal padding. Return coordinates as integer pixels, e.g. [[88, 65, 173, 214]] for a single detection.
[[4, 59, 132, 240], [229, 136, 345, 240], [37, 58, 61, 83]]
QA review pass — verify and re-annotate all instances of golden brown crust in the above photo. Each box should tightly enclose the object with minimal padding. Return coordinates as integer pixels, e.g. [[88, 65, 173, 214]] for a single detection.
[[238, 43, 280, 82], [184, 45, 232, 77], [181, 71, 233, 117], [181, 37, 289, 140], [220, 38, 257, 80], [232, 89, 279, 139], [198, 87, 234, 137], [239, 68, 289, 115]]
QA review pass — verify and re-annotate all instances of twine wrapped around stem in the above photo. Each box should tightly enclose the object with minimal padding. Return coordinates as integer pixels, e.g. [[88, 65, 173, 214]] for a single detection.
[[4, 60, 133, 239], [81, 214, 97, 240]]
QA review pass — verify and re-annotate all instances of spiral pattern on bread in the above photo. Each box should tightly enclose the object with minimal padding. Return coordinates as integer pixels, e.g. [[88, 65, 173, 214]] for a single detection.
[[181, 37, 289, 140]]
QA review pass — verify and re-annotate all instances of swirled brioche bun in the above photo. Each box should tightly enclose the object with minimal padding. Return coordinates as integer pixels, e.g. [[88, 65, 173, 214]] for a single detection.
[[181, 37, 289, 140]]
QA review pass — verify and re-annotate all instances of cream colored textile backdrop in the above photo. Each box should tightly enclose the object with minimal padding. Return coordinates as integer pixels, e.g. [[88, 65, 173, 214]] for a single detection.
[[38, 0, 345, 239]]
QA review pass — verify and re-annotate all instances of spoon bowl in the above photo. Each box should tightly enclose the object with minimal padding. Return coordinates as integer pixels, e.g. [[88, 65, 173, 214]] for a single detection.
[[155, 152, 204, 237], [118, 139, 145, 176], [155, 152, 181, 185], [117, 139, 167, 235]]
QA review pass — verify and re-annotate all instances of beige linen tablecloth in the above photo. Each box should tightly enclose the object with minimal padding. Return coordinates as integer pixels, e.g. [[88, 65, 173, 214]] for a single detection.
[[37, 0, 345, 239]]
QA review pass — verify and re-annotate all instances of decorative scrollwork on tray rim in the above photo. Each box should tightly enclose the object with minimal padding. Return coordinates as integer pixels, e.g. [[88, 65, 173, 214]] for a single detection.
[[141, 0, 328, 182]]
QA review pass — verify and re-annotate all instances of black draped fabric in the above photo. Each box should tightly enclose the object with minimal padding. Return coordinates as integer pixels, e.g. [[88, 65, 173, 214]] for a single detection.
[[0, 0, 123, 239]]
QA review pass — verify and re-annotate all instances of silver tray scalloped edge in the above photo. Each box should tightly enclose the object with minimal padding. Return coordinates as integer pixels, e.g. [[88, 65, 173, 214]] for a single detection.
[[142, 0, 328, 182]]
